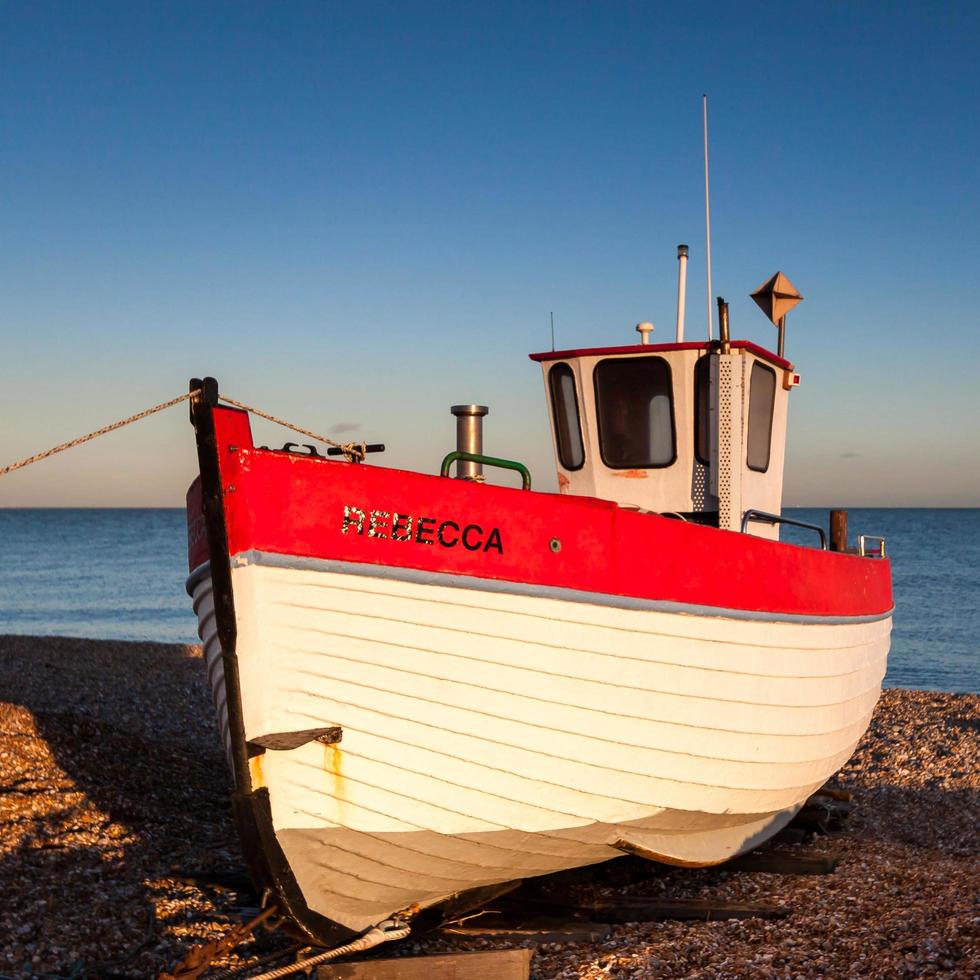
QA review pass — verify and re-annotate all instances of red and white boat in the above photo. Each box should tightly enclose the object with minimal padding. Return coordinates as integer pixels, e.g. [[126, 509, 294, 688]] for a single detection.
[[186, 273, 891, 945]]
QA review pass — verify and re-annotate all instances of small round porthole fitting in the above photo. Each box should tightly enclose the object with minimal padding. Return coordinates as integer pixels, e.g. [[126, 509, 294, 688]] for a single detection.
[[549, 537, 562, 554]]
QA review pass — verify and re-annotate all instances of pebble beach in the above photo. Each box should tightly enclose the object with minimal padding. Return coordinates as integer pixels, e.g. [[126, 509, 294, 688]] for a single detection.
[[0, 634, 977, 979]]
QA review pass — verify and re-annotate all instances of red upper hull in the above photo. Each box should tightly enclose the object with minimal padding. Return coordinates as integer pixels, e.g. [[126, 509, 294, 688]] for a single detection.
[[187, 406, 892, 619]]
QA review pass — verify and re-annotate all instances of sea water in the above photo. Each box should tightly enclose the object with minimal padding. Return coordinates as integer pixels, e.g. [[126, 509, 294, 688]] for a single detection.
[[0, 507, 976, 693], [0, 509, 192, 646]]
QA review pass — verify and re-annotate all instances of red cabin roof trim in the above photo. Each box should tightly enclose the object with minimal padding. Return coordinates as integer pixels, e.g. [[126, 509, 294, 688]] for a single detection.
[[529, 340, 793, 371]]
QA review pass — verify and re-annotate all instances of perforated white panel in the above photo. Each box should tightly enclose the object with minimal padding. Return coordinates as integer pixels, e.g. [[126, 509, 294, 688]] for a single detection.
[[691, 461, 709, 510], [717, 356, 743, 531]]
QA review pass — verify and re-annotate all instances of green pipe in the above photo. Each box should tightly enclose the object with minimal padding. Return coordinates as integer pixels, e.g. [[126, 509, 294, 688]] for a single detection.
[[440, 451, 532, 490]]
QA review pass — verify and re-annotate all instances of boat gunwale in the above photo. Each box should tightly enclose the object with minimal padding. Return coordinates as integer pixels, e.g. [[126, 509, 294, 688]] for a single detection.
[[217, 551, 894, 627]]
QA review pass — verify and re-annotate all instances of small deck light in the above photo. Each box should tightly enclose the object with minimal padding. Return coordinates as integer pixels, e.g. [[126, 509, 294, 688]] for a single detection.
[[635, 322, 654, 345]]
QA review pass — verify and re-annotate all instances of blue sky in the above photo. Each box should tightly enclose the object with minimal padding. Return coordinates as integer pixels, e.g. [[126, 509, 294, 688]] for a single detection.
[[1, 1, 978, 506]]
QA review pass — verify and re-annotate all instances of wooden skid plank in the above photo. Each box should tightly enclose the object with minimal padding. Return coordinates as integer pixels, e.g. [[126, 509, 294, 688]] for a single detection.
[[318, 948, 533, 979], [771, 827, 809, 845], [587, 897, 790, 923], [496, 894, 788, 924], [721, 850, 839, 875], [441, 915, 611, 943]]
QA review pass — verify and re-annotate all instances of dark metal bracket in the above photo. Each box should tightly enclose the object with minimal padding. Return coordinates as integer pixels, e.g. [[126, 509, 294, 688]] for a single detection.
[[246, 726, 343, 758]]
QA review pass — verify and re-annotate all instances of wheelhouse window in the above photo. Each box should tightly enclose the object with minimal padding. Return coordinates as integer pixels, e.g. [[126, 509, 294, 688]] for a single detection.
[[746, 361, 776, 472], [548, 363, 585, 470], [594, 357, 676, 469], [694, 355, 710, 465]]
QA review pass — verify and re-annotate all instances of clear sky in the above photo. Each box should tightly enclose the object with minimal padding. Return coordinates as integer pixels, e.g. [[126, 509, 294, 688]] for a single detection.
[[1, 1, 978, 507]]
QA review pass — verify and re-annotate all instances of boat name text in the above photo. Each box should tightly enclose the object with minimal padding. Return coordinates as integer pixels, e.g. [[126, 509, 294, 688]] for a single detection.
[[342, 505, 503, 554]]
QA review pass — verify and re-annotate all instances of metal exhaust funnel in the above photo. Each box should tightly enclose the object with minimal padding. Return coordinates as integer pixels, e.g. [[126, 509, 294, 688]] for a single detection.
[[450, 404, 489, 479]]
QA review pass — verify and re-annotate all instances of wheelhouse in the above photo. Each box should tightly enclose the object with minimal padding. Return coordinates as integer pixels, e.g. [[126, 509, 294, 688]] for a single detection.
[[531, 340, 799, 539]]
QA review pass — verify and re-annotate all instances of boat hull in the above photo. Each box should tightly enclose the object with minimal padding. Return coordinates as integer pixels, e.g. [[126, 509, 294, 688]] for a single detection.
[[186, 402, 892, 940], [189, 549, 890, 933]]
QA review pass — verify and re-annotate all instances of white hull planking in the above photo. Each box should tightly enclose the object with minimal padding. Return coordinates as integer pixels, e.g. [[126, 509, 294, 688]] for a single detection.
[[190, 553, 890, 932]]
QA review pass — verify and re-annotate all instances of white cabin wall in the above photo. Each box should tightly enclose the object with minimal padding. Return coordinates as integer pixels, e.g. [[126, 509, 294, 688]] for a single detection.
[[545, 353, 704, 512], [541, 351, 703, 513], [540, 359, 600, 498], [539, 347, 792, 526], [740, 353, 791, 541]]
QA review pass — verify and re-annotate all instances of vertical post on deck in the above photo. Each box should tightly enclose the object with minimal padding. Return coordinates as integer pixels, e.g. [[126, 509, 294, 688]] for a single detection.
[[830, 509, 848, 552]]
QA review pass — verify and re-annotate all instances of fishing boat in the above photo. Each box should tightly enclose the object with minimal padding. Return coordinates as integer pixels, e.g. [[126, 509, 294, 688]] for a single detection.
[[185, 264, 892, 945]]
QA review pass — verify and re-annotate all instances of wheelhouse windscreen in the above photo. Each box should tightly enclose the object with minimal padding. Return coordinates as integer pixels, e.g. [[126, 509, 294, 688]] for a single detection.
[[548, 363, 585, 470], [594, 357, 676, 468]]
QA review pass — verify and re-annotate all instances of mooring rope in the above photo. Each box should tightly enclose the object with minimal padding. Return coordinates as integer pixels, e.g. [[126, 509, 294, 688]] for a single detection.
[[219, 394, 366, 461], [0, 388, 368, 478], [241, 921, 411, 980], [0, 391, 198, 477]]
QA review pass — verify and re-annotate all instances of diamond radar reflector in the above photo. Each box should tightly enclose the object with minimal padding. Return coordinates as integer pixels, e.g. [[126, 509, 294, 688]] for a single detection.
[[750, 271, 803, 325]]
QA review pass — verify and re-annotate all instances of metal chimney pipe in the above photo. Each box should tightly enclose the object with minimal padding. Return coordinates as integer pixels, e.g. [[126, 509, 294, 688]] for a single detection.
[[717, 297, 730, 355], [675, 244, 689, 342], [450, 404, 489, 479]]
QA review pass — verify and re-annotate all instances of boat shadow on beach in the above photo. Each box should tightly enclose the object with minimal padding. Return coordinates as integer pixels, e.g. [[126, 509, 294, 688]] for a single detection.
[[0, 634, 244, 975]]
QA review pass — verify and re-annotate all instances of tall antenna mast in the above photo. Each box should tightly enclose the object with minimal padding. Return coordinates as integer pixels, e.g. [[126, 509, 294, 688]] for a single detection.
[[703, 94, 713, 341], [550, 311, 555, 351]]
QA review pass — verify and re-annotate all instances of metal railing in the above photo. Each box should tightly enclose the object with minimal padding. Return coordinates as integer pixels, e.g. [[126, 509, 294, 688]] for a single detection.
[[440, 451, 532, 490], [858, 534, 887, 558], [741, 509, 827, 549]]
